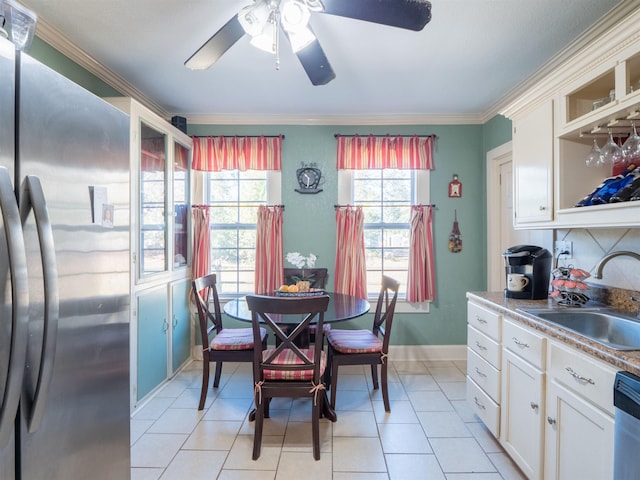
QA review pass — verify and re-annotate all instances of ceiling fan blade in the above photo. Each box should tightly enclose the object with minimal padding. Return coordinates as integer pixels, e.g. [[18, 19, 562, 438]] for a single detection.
[[293, 35, 336, 86], [185, 16, 246, 70], [320, 0, 432, 31]]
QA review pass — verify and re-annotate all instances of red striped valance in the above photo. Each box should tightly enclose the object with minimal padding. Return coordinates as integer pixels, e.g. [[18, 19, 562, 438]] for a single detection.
[[192, 135, 283, 172], [336, 134, 434, 170]]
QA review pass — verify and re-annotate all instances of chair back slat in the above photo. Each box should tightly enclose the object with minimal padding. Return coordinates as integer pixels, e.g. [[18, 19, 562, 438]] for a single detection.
[[373, 276, 400, 352], [192, 274, 223, 347]]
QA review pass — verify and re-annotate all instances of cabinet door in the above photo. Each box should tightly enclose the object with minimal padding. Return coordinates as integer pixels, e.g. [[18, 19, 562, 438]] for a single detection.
[[545, 380, 614, 480], [170, 279, 191, 373], [502, 349, 545, 480], [137, 286, 169, 400], [513, 99, 554, 224]]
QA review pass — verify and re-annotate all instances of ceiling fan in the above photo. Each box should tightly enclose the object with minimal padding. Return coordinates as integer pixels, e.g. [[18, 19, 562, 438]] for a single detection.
[[184, 0, 432, 86]]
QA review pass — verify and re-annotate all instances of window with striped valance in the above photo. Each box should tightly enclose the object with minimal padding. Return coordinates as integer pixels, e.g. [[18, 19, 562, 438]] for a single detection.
[[191, 135, 283, 172]]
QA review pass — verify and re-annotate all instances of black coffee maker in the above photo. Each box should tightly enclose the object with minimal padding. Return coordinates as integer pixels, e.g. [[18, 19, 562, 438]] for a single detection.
[[502, 245, 552, 299]]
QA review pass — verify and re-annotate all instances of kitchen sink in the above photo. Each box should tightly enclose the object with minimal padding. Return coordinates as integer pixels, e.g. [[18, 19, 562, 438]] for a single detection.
[[519, 308, 640, 351]]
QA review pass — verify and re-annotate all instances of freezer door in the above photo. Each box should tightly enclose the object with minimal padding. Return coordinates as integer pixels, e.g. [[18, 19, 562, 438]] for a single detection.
[[0, 38, 21, 480], [17, 52, 131, 480]]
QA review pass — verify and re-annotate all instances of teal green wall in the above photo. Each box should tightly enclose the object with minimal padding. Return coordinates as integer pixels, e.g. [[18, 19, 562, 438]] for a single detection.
[[190, 123, 491, 346], [483, 114, 512, 153]]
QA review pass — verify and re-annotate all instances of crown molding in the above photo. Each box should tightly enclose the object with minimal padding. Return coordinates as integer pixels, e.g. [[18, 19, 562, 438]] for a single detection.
[[182, 112, 485, 126], [34, 17, 169, 119]]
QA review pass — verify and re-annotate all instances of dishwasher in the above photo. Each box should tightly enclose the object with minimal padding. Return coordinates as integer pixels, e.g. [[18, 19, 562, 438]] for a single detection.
[[614, 371, 640, 480]]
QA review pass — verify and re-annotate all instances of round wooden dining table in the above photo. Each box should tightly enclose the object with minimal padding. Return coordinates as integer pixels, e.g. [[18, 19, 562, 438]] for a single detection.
[[223, 292, 371, 325], [222, 292, 370, 422]]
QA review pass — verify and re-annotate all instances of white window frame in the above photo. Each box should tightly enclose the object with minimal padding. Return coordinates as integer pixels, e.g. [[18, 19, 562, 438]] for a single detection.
[[203, 170, 281, 298], [338, 169, 430, 312]]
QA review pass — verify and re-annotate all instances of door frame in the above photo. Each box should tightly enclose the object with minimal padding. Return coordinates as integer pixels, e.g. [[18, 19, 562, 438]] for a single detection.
[[487, 141, 513, 291]]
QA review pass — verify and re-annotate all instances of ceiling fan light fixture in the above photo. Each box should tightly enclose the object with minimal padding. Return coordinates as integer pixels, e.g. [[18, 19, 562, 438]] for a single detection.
[[280, 0, 310, 33], [249, 23, 277, 53], [237, 1, 271, 37]]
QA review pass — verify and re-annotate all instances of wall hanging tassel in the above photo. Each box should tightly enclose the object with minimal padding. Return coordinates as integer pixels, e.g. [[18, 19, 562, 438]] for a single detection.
[[448, 210, 462, 253]]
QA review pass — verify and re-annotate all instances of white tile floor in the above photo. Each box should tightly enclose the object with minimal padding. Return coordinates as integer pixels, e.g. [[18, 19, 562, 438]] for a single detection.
[[130, 359, 526, 480]]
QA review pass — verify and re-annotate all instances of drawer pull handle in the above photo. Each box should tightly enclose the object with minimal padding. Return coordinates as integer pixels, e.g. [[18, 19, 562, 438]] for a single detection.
[[530, 402, 539, 410], [547, 416, 556, 425], [475, 341, 487, 351], [475, 315, 488, 324], [512, 337, 530, 348], [475, 367, 487, 378], [565, 366, 595, 385], [474, 396, 486, 410]]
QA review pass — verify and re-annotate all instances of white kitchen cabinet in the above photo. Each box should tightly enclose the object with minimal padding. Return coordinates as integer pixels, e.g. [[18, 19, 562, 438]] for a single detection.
[[104, 97, 193, 410], [503, 5, 640, 229], [466, 300, 502, 437], [544, 341, 616, 480], [512, 98, 554, 226], [501, 320, 546, 479], [545, 379, 614, 480]]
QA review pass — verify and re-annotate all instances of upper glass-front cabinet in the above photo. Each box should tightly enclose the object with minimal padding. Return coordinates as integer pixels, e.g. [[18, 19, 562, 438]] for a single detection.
[[104, 97, 192, 282]]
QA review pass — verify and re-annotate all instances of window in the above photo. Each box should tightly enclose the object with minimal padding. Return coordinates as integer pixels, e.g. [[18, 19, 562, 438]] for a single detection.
[[339, 168, 430, 299], [206, 169, 281, 296]]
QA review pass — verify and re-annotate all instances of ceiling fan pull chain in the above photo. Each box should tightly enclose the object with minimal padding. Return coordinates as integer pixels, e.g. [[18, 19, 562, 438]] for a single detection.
[[274, 7, 281, 70]]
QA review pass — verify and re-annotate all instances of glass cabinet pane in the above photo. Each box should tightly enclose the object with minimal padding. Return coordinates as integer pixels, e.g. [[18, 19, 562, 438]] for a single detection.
[[173, 142, 189, 268], [140, 121, 167, 276]]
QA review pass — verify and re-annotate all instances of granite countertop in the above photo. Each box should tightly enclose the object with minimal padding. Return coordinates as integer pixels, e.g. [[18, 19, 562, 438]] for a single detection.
[[467, 291, 640, 377]]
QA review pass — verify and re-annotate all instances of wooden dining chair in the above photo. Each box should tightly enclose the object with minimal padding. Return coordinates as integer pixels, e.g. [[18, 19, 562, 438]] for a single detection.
[[192, 273, 268, 410], [325, 275, 400, 412], [246, 294, 330, 460]]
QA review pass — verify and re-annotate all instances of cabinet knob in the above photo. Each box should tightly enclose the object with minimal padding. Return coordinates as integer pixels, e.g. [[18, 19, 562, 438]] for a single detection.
[[162, 318, 169, 333], [539, 206, 547, 211], [530, 402, 539, 410], [475, 367, 487, 378], [547, 416, 556, 425], [475, 315, 488, 324]]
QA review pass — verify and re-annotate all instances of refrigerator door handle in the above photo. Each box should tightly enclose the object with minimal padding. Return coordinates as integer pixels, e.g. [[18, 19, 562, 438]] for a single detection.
[[0, 167, 29, 448], [19, 175, 59, 433]]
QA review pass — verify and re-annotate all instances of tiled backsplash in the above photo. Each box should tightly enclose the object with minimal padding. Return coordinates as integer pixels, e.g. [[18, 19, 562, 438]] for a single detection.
[[556, 228, 640, 313]]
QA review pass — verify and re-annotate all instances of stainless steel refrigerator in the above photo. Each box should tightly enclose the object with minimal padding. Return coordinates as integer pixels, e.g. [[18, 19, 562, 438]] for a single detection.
[[0, 36, 131, 479]]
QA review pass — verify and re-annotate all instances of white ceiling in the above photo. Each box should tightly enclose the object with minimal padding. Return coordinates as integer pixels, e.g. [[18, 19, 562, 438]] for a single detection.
[[21, 0, 628, 124]]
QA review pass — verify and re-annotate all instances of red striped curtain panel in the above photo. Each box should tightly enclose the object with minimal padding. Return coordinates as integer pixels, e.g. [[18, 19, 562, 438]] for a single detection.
[[192, 135, 283, 171], [334, 206, 367, 298], [336, 134, 436, 302], [336, 134, 434, 170], [255, 205, 284, 294], [408, 205, 436, 302], [191, 205, 211, 280]]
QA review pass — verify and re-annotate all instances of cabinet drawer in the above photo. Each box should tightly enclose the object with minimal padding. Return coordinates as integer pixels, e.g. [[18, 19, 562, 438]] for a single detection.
[[467, 347, 500, 402], [468, 301, 501, 341], [549, 342, 617, 415], [467, 376, 500, 437], [468, 325, 501, 369], [503, 319, 546, 370]]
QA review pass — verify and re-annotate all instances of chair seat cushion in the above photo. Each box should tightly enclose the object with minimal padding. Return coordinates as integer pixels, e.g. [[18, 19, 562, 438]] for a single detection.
[[326, 329, 383, 354], [262, 348, 326, 381], [211, 327, 267, 351]]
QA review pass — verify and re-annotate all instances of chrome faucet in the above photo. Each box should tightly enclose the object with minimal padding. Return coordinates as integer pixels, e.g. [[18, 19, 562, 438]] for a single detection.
[[593, 251, 640, 279]]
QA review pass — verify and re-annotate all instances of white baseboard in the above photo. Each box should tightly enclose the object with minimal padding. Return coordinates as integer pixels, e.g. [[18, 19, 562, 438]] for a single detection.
[[192, 344, 466, 362], [388, 345, 467, 362]]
